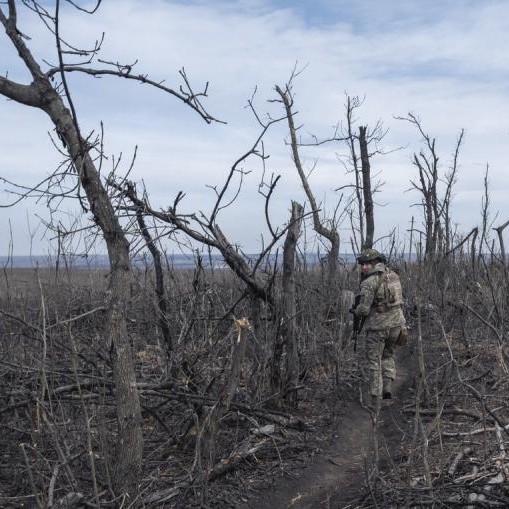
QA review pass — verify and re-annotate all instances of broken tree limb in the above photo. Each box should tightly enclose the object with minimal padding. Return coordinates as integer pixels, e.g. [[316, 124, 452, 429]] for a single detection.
[[448, 447, 472, 476], [208, 437, 270, 481]]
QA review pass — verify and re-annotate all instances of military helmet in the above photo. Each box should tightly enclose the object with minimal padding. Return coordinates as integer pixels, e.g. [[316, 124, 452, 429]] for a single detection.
[[356, 248, 385, 264]]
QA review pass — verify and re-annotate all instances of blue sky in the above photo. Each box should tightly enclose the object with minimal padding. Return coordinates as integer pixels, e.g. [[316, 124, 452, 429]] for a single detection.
[[1, 0, 508, 256]]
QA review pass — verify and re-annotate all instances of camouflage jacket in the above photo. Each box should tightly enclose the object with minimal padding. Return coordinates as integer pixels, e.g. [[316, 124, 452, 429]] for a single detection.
[[354, 262, 405, 331]]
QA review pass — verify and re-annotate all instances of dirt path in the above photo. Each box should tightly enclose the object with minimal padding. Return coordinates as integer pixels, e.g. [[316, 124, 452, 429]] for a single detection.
[[242, 349, 413, 509]]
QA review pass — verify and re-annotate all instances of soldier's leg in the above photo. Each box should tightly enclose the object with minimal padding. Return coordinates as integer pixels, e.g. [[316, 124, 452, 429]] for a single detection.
[[381, 326, 400, 398], [365, 330, 386, 397]]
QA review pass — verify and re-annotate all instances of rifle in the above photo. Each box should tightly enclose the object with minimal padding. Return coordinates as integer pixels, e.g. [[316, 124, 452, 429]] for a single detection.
[[350, 294, 366, 352]]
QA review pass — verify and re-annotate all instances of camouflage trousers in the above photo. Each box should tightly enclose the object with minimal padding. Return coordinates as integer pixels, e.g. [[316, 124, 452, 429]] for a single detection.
[[365, 326, 401, 397]]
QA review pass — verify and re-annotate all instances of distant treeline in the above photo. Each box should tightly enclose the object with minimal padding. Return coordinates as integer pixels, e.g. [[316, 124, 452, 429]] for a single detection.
[[1, 252, 362, 270]]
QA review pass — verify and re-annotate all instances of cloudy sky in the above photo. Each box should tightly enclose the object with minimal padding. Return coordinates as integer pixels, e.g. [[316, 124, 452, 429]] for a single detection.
[[1, 0, 508, 257]]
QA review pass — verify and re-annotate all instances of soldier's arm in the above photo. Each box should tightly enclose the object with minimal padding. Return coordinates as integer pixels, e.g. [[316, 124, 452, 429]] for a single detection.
[[354, 277, 376, 317]]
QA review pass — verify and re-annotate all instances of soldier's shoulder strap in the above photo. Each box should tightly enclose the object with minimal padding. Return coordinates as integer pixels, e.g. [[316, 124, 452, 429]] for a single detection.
[[375, 271, 386, 295]]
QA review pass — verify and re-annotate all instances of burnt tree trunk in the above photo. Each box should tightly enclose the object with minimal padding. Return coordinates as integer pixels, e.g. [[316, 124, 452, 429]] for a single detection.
[[44, 94, 142, 499], [494, 219, 509, 266], [358, 126, 374, 250], [282, 201, 304, 406], [135, 203, 172, 354]]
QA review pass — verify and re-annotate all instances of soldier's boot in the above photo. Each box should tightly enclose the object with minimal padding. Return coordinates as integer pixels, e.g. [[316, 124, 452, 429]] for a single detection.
[[382, 378, 393, 400]]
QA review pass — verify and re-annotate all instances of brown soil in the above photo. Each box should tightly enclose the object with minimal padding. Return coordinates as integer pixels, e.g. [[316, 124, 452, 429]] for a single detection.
[[241, 348, 414, 509]]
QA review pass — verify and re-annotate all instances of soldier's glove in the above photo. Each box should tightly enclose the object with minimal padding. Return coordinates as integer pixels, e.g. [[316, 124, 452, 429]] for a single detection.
[[349, 305, 356, 315]]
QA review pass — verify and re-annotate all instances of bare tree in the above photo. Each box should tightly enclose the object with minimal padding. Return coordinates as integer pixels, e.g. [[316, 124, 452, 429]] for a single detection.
[[405, 113, 441, 258], [399, 113, 464, 260], [0, 0, 217, 498], [443, 129, 464, 253], [479, 166, 493, 261], [318, 94, 389, 253], [275, 82, 340, 283], [345, 97, 364, 248]]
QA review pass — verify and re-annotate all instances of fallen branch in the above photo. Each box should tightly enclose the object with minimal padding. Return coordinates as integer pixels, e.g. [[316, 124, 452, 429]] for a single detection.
[[208, 437, 270, 481], [139, 387, 314, 431], [402, 405, 490, 422], [441, 423, 509, 437], [448, 447, 472, 476]]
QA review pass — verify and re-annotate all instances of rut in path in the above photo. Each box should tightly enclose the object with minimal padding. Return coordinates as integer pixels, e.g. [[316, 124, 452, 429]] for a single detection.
[[242, 348, 413, 509]]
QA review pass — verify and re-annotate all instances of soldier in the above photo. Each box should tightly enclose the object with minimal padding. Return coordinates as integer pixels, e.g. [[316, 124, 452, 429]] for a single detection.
[[352, 249, 406, 407]]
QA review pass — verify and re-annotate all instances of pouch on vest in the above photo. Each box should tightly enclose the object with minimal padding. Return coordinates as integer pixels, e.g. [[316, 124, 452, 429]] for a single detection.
[[396, 326, 409, 346], [384, 270, 403, 307]]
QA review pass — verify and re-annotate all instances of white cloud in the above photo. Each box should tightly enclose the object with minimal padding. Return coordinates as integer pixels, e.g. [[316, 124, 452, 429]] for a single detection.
[[1, 0, 508, 255]]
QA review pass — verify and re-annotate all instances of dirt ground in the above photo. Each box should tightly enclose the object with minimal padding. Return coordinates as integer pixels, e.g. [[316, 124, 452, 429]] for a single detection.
[[240, 348, 414, 509]]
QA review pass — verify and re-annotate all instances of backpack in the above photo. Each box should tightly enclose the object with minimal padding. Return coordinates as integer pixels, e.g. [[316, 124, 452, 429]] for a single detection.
[[375, 268, 403, 311]]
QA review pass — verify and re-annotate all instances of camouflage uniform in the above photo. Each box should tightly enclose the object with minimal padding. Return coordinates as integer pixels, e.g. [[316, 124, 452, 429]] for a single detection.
[[354, 258, 405, 398]]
